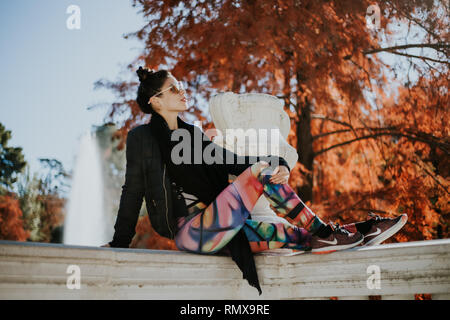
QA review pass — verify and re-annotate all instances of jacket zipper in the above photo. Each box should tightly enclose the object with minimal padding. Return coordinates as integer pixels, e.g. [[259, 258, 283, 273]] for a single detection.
[[162, 163, 173, 238]]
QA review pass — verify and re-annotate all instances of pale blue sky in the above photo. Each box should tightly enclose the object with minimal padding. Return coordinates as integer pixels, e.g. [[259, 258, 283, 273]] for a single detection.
[[0, 0, 144, 181]]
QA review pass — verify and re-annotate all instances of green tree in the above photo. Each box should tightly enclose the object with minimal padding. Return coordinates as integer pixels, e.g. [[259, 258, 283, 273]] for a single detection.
[[0, 123, 26, 194]]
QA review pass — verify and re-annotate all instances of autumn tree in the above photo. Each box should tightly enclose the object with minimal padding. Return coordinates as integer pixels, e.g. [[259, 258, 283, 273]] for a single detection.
[[0, 193, 29, 241], [92, 0, 449, 245]]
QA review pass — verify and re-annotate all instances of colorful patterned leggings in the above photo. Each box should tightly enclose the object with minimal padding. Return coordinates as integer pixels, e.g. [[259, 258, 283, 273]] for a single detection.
[[175, 161, 327, 254]]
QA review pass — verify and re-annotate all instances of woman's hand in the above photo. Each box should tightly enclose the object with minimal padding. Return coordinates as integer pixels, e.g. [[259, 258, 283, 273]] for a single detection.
[[269, 165, 290, 184], [101, 243, 110, 248]]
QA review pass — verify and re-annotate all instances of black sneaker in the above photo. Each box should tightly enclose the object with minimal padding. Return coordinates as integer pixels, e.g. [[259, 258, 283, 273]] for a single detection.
[[310, 223, 364, 254], [361, 212, 408, 246]]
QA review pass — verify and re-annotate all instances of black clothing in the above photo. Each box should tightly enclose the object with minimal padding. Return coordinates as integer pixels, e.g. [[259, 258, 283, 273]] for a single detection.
[[108, 120, 188, 244]]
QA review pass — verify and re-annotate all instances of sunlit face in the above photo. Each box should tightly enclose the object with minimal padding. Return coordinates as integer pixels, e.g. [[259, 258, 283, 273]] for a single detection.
[[149, 75, 188, 113]]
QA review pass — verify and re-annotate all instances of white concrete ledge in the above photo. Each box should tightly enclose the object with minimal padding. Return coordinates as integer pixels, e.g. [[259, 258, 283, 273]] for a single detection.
[[1, 239, 449, 299]]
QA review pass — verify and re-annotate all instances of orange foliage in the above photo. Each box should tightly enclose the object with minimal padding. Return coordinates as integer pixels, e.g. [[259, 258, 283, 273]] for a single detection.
[[415, 293, 432, 300], [130, 214, 178, 250], [0, 194, 29, 241], [311, 74, 449, 242]]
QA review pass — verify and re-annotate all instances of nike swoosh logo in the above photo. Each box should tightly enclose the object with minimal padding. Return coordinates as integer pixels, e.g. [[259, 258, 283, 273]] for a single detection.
[[317, 238, 337, 245], [366, 227, 381, 237]]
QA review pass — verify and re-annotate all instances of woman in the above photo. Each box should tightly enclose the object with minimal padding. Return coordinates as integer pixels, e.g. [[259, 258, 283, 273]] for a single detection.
[[102, 67, 408, 294]]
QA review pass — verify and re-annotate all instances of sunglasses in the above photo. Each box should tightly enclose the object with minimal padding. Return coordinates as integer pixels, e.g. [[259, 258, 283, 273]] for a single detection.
[[152, 81, 185, 97]]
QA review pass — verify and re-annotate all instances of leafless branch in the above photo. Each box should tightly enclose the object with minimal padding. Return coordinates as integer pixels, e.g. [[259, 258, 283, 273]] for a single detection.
[[313, 132, 450, 157], [363, 43, 449, 55]]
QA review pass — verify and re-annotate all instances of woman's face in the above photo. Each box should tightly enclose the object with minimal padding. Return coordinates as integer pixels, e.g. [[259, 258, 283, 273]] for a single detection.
[[150, 75, 188, 114]]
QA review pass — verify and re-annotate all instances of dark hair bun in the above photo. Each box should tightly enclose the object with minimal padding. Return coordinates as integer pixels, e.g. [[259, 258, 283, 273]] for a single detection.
[[136, 66, 154, 82]]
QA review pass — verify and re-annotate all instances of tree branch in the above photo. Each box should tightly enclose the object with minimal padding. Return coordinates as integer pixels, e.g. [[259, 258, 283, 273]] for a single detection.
[[310, 114, 353, 128], [312, 126, 399, 140], [310, 115, 449, 153], [313, 132, 450, 157], [363, 43, 449, 55], [379, 50, 449, 65]]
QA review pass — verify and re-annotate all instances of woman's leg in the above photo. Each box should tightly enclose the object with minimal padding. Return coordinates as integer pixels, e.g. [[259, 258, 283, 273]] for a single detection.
[[175, 161, 320, 254], [242, 219, 312, 253], [257, 166, 364, 252], [257, 165, 328, 234], [175, 161, 267, 253]]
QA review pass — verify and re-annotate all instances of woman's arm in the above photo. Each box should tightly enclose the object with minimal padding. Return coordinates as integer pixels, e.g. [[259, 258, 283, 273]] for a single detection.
[[108, 129, 145, 248], [198, 127, 290, 176]]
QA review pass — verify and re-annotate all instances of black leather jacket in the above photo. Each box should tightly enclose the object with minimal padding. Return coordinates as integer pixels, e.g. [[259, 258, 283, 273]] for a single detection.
[[109, 123, 188, 247]]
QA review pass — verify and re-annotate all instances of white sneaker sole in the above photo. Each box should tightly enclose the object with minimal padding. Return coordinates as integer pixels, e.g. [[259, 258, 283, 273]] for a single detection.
[[311, 235, 364, 253], [257, 249, 306, 256], [363, 214, 408, 246]]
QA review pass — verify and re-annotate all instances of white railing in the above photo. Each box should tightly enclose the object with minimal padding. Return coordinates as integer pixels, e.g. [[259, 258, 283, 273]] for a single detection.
[[0, 239, 449, 299]]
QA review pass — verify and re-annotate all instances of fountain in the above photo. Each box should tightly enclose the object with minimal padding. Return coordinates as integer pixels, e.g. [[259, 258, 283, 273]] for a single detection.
[[63, 130, 108, 246]]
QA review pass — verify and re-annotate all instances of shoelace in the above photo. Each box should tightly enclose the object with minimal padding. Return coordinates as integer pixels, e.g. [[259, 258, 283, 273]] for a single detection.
[[329, 222, 353, 235], [328, 213, 390, 236], [368, 211, 390, 222]]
